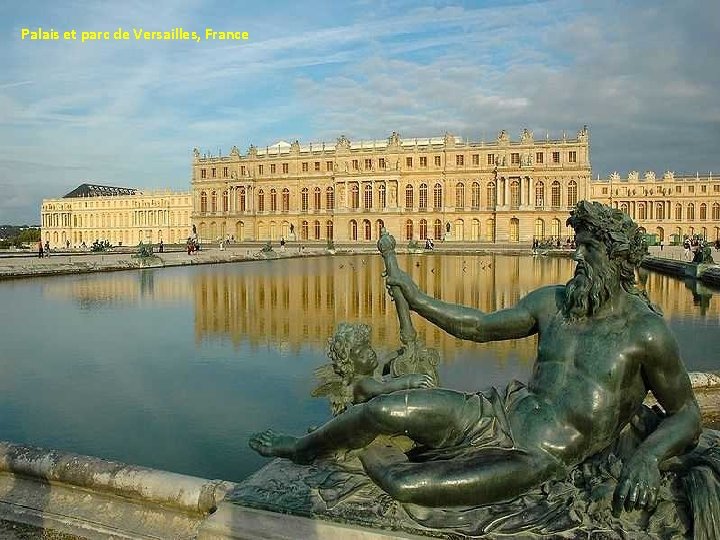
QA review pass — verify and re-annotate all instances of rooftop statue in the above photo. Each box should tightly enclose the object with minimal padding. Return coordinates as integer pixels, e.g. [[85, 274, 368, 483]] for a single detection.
[[247, 201, 718, 538]]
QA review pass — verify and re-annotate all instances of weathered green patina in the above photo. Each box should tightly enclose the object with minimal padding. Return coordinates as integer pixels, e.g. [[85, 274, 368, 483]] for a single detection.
[[248, 201, 718, 538]]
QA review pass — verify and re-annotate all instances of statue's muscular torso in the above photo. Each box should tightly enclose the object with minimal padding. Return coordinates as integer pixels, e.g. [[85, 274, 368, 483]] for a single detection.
[[508, 285, 657, 467]]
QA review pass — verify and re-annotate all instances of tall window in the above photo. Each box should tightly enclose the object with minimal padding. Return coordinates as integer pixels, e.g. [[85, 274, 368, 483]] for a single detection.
[[567, 180, 578, 207], [364, 184, 373, 209], [688, 204, 695, 220], [405, 184, 414, 209], [510, 180, 520, 209], [434, 156, 441, 166], [257, 190, 265, 212], [314, 220, 321, 240], [282, 163, 289, 173], [301, 220, 309, 240], [223, 191, 229, 212], [238, 188, 246, 212], [456, 155, 464, 166], [378, 184, 386, 208], [301, 188, 309, 212], [200, 191, 207, 213], [535, 182, 545, 207], [675, 204, 682, 220], [713, 203, 720, 221], [363, 219, 371, 240], [471, 182, 480, 209], [419, 219, 427, 239], [568, 151, 577, 163], [405, 220, 413, 241], [270, 189, 277, 212], [551, 181, 561, 207], [211, 191, 217, 213], [434, 219, 442, 240], [656, 202, 665, 220], [536, 152, 544, 164], [326, 187, 335, 210], [455, 182, 465, 208], [638, 203, 647, 220], [433, 183, 443, 210], [487, 182, 496, 209], [313, 187, 321, 211], [350, 183, 359, 209], [326, 220, 333, 240], [700, 203, 707, 220], [350, 220, 358, 241], [282, 188, 290, 212], [552, 152, 560, 164], [419, 183, 428, 209], [534, 218, 544, 239]]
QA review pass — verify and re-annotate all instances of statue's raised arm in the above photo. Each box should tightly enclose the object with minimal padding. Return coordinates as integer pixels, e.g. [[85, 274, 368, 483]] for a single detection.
[[380, 229, 541, 343]]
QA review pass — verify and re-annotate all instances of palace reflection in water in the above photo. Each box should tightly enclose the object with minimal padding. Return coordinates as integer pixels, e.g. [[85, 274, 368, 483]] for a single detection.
[[45, 254, 720, 370]]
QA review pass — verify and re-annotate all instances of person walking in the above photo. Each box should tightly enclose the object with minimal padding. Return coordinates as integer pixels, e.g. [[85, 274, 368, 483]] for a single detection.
[[37, 240, 43, 258], [44, 240, 50, 258]]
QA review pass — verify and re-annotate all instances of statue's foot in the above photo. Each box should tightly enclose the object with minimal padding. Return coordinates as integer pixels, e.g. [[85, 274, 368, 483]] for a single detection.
[[249, 429, 298, 459]]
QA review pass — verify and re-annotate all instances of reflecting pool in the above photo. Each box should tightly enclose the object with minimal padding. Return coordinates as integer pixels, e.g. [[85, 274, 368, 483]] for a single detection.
[[0, 254, 718, 483]]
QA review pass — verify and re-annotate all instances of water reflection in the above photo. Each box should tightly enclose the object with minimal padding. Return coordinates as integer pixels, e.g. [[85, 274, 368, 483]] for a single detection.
[[11, 254, 720, 483]]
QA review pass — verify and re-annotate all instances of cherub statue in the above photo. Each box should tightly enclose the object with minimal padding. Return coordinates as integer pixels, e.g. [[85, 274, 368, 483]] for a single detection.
[[312, 322, 435, 416]]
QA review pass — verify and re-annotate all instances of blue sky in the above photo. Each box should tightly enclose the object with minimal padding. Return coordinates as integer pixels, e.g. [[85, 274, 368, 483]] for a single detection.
[[1, 0, 718, 223]]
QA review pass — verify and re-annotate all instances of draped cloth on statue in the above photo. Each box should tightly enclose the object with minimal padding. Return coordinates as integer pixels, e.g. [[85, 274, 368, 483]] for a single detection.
[[232, 404, 720, 539]]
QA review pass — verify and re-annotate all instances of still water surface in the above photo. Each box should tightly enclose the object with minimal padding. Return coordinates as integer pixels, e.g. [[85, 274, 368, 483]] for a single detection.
[[0, 254, 718, 483]]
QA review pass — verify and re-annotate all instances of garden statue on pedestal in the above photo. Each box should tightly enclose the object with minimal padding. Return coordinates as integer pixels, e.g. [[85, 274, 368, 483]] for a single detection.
[[246, 201, 720, 539]]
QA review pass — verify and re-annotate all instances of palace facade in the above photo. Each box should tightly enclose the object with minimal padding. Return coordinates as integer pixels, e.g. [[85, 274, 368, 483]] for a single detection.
[[40, 183, 192, 248], [589, 171, 720, 243], [190, 128, 592, 243]]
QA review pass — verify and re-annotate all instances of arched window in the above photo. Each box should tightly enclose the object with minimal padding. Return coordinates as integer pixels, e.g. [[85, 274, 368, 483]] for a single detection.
[[200, 191, 207, 213], [270, 189, 277, 212], [434, 219, 442, 240], [282, 188, 290, 212], [534, 218, 544, 240], [419, 183, 428, 209], [485, 218, 495, 241], [455, 182, 465, 208], [311, 187, 319, 211], [419, 219, 427, 240], [656, 202, 665, 220], [257, 190, 265, 212], [223, 190, 229, 212], [551, 218, 561, 238], [509, 218, 519, 242], [510, 180, 520, 209], [433, 183, 443, 209], [687, 203, 695, 220], [675, 203, 682, 220], [301, 220, 309, 240], [326, 187, 334, 209], [551, 181, 561, 207], [363, 219, 371, 240], [349, 219, 358, 241], [567, 180, 578, 207], [535, 182, 545, 207], [314, 220, 321, 240], [378, 184, 386, 208], [471, 182, 480, 209], [326, 220, 333, 240], [405, 219, 413, 241], [238, 188, 246, 212], [621, 202, 629, 215], [301, 188, 309, 212], [487, 182, 496, 208], [211, 191, 217, 213], [350, 183, 359, 209], [364, 184, 373, 209], [713, 203, 720, 221], [638, 203, 646, 220], [700, 203, 707, 220], [405, 184, 414, 209]]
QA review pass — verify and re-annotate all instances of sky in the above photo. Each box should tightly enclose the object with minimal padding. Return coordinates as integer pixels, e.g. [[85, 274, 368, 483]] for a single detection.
[[1, 0, 718, 224]]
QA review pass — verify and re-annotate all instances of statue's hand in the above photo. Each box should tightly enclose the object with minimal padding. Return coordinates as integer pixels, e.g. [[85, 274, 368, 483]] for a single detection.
[[612, 452, 660, 515], [404, 373, 436, 389], [385, 271, 419, 300]]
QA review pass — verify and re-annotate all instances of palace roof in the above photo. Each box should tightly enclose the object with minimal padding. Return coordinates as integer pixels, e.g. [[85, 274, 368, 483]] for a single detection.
[[63, 184, 138, 198]]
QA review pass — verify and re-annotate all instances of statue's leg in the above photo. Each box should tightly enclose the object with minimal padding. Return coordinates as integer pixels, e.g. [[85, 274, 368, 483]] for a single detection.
[[252, 389, 472, 463], [359, 444, 561, 507]]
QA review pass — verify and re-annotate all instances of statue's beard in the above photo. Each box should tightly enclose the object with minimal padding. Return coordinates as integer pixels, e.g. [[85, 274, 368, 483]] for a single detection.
[[563, 260, 616, 321]]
